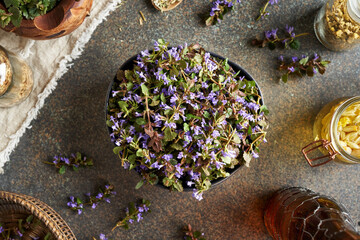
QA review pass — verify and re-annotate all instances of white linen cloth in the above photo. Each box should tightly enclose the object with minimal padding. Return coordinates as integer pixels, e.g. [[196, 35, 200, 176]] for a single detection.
[[0, 0, 122, 173]]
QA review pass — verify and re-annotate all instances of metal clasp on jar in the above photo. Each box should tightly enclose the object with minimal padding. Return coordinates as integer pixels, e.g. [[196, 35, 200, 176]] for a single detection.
[[302, 139, 338, 167]]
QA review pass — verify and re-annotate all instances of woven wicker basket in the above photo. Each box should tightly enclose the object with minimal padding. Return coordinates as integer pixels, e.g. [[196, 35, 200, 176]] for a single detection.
[[0, 191, 76, 240]]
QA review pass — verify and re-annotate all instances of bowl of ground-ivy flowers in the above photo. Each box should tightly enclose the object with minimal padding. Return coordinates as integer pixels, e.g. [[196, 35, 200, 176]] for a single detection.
[[106, 39, 269, 200], [0, 0, 93, 40]]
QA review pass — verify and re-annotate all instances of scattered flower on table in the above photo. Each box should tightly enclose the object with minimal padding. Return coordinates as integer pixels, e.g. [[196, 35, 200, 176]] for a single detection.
[[44, 152, 93, 174], [205, 0, 241, 26], [184, 224, 206, 240], [278, 54, 331, 82], [107, 39, 269, 201], [112, 199, 151, 230], [67, 184, 116, 215], [256, 0, 279, 21], [92, 233, 110, 240], [252, 25, 309, 50]]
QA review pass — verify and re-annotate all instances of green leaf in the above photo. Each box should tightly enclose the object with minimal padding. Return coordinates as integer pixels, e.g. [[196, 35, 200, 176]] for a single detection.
[[170, 159, 177, 165], [205, 17, 213, 26], [59, 165, 66, 174], [4, 0, 20, 8], [149, 99, 160, 106], [224, 59, 230, 71], [26, 215, 33, 224], [202, 166, 210, 176], [260, 105, 269, 115], [164, 128, 177, 141], [160, 93, 166, 103], [125, 70, 134, 81], [173, 181, 183, 192], [157, 39, 165, 45], [247, 126, 252, 135], [306, 66, 314, 77], [136, 149, 144, 157], [281, 74, 288, 83], [127, 155, 137, 165], [183, 123, 190, 132], [218, 75, 225, 83], [320, 60, 330, 66], [171, 142, 183, 150], [118, 101, 128, 111], [162, 177, 174, 187], [136, 118, 147, 125], [268, 42, 276, 50], [221, 156, 231, 164], [178, 60, 187, 69], [243, 152, 252, 167], [135, 180, 144, 189], [289, 39, 300, 50], [141, 84, 149, 96], [299, 57, 309, 65], [8, 6, 21, 27], [212, 83, 220, 92], [164, 109, 172, 116], [193, 54, 202, 64], [44, 233, 51, 240], [126, 82, 134, 90], [106, 120, 112, 127], [186, 114, 201, 120], [203, 111, 210, 119], [76, 198, 82, 204], [113, 146, 122, 155], [233, 134, 241, 144]]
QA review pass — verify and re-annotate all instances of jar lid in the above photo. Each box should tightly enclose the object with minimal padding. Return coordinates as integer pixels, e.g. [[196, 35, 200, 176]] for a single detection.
[[347, 0, 360, 24]]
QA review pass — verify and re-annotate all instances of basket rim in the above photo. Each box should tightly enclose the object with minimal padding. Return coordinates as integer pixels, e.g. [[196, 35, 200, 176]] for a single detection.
[[0, 191, 77, 240]]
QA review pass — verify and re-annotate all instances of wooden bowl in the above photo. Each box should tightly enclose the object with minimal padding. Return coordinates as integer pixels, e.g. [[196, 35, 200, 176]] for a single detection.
[[0, 0, 93, 40]]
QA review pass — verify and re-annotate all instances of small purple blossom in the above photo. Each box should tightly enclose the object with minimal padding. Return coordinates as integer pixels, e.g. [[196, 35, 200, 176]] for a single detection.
[[99, 234, 108, 240], [151, 161, 164, 170], [192, 189, 203, 201]]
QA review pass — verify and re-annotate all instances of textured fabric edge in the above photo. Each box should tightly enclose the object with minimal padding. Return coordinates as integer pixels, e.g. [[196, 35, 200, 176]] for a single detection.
[[0, 0, 123, 173]]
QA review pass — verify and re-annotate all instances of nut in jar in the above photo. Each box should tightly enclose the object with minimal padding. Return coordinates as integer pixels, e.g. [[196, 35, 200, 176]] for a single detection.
[[302, 96, 360, 167]]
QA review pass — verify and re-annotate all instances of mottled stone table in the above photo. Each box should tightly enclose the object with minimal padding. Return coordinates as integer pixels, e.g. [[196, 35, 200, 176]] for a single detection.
[[1, 0, 359, 239]]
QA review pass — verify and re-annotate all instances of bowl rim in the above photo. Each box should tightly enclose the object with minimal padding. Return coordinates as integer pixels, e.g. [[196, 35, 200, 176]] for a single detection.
[[105, 49, 264, 192]]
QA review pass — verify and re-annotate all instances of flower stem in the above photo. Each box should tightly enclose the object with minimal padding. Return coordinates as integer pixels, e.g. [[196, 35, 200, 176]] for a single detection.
[[256, 0, 270, 21]]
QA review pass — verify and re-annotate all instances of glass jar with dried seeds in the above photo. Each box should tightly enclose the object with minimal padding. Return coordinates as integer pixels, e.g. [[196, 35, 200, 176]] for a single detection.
[[314, 0, 360, 51]]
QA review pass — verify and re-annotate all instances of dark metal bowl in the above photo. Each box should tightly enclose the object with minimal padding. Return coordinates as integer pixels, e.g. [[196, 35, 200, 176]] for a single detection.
[[105, 50, 264, 192]]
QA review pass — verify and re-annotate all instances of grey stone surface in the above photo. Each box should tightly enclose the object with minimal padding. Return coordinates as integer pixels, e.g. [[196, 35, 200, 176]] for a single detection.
[[0, 0, 359, 239]]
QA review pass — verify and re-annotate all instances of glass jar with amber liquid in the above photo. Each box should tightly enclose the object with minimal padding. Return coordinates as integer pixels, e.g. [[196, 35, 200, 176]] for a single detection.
[[264, 187, 360, 240], [302, 96, 360, 166]]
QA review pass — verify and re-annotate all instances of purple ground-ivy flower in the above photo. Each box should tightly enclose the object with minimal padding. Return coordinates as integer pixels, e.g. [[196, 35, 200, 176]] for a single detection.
[[192, 190, 204, 201], [113, 199, 151, 230], [206, 0, 241, 26], [45, 152, 93, 174], [68, 184, 115, 215], [108, 40, 268, 201], [257, 0, 279, 21]]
